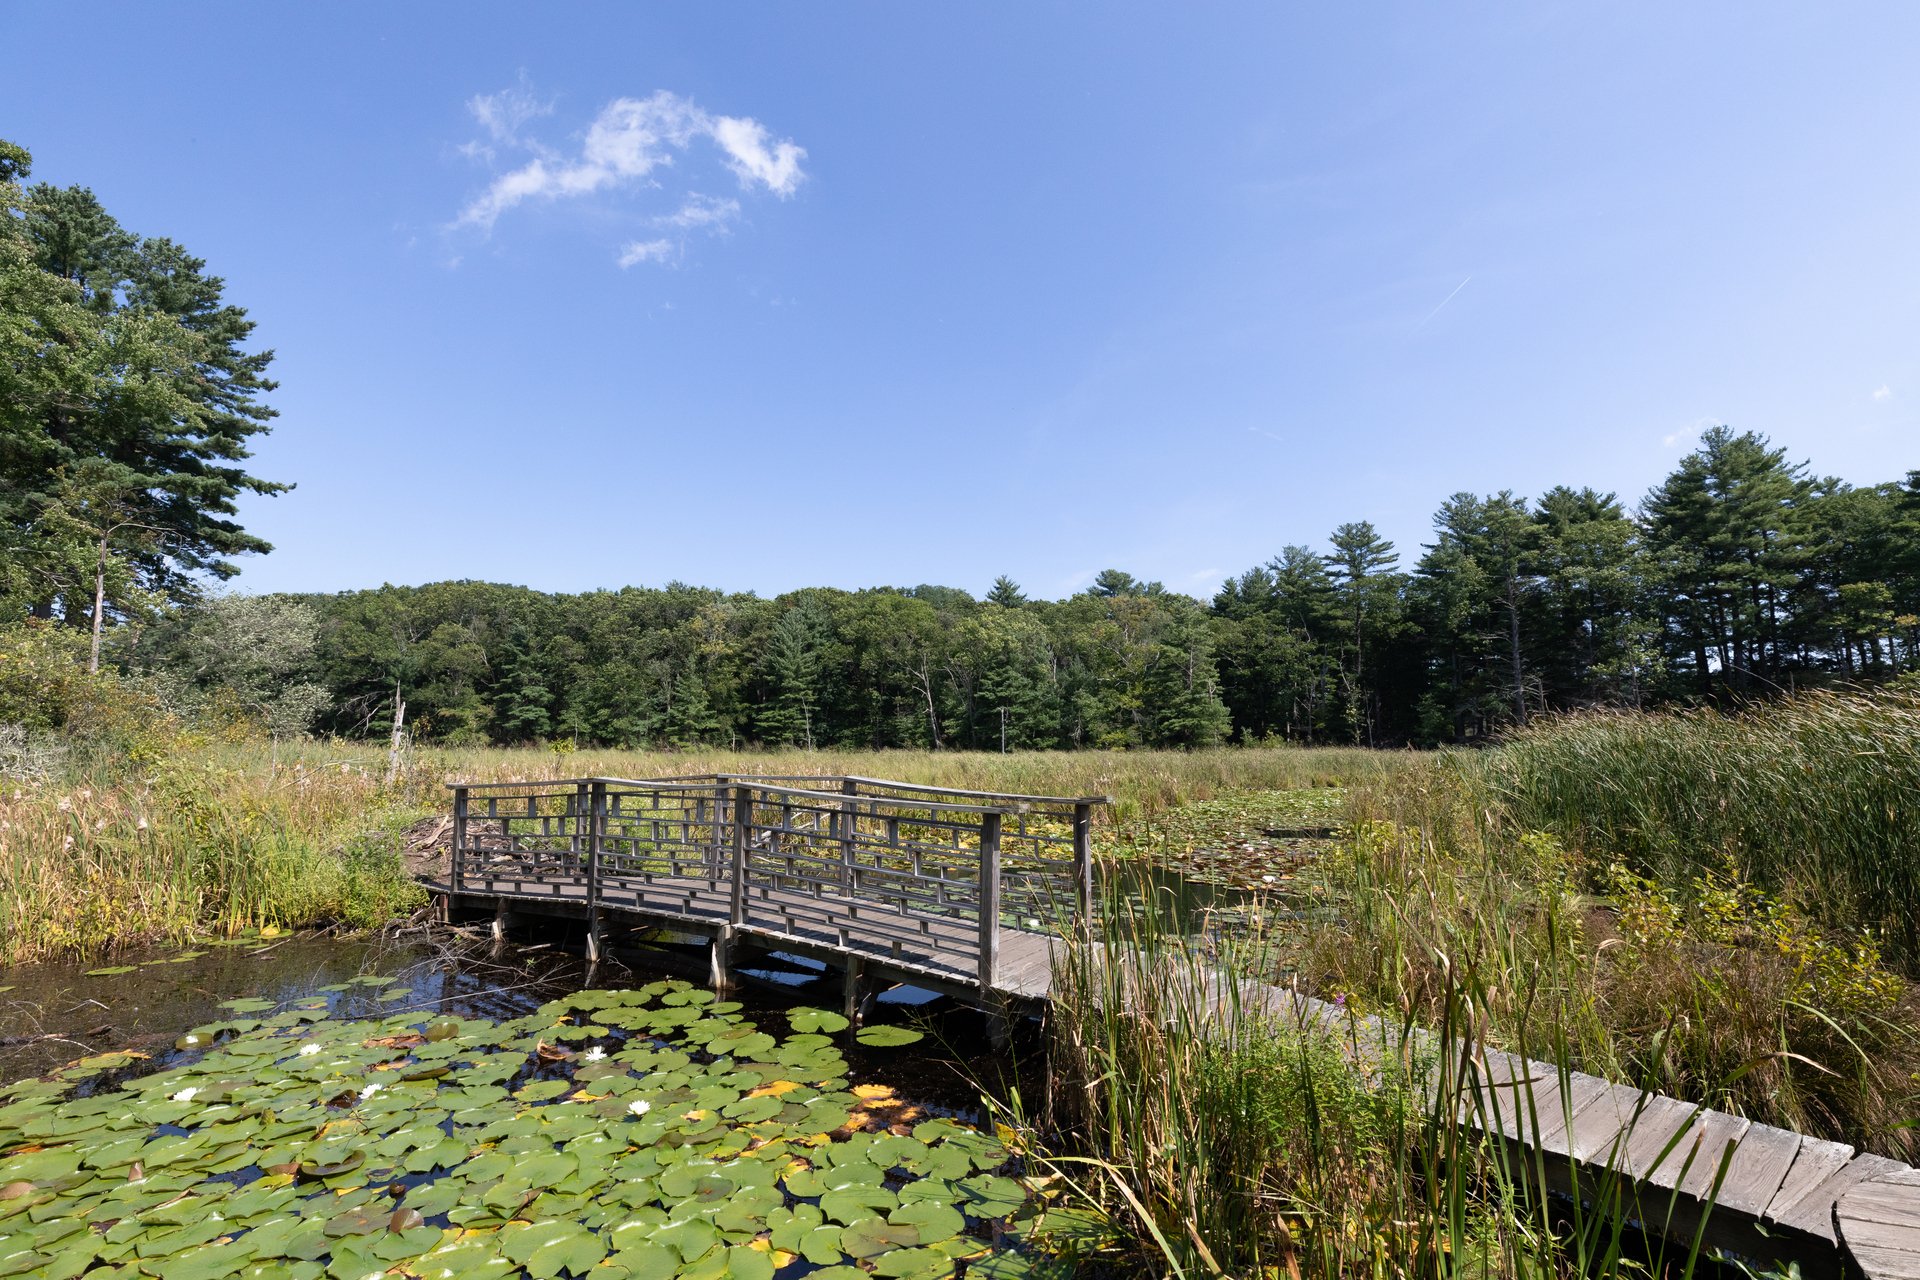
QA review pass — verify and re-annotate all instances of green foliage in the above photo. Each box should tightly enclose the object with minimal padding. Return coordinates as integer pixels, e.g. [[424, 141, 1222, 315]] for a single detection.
[[0, 988, 1030, 1280], [1316, 755, 1920, 1156], [1028, 863, 1698, 1280], [1462, 687, 1920, 960], [0, 137, 284, 629]]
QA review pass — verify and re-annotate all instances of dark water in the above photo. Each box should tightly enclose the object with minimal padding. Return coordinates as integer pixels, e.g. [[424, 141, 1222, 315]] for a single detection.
[[0, 928, 1038, 1115]]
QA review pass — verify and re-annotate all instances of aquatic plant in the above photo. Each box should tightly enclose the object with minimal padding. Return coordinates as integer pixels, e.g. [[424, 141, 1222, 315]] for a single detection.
[[0, 981, 1034, 1280]]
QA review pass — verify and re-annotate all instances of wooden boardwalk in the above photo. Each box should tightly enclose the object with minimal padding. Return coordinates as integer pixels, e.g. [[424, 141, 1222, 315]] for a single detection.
[[1209, 975, 1920, 1277], [435, 774, 1096, 1012], [429, 772, 1920, 1278]]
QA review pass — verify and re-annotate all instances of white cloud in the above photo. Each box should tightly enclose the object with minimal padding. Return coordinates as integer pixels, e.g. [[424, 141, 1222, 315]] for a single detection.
[[710, 115, 807, 197], [1662, 432, 1680, 447], [462, 75, 554, 162], [1874, 384, 1893, 402], [655, 193, 740, 232], [453, 87, 806, 235], [618, 239, 677, 268]]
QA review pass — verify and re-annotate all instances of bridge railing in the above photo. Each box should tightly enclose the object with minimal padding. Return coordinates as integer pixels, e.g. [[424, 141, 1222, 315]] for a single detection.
[[447, 773, 1108, 988]]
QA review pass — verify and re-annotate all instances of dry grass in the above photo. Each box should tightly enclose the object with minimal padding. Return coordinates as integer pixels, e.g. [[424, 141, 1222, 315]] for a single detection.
[[0, 739, 1399, 965]]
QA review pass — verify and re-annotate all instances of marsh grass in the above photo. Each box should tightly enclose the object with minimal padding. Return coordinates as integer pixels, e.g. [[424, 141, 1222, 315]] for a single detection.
[[0, 737, 1398, 965], [1458, 688, 1920, 961], [1012, 864, 1720, 1279], [1307, 759, 1920, 1158]]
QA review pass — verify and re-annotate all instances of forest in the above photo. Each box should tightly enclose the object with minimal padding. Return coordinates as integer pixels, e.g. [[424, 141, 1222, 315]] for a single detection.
[[32, 433, 1920, 752], [5, 133, 1920, 751]]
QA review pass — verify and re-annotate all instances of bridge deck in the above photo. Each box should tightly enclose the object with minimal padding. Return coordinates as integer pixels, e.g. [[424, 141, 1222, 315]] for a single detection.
[[433, 868, 1059, 1000], [436, 773, 1095, 1004]]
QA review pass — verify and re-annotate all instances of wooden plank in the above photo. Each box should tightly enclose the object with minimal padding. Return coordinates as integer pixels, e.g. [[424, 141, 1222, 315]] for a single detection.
[[1617, 1094, 1710, 1184], [1841, 1171, 1920, 1280], [1839, 1168, 1920, 1226], [1531, 1071, 1617, 1155], [1683, 1118, 1799, 1217], [1668, 1108, 1750, 1200], [1565, 1083, 1667, 1167], [1773, 1153, 1908, 1241]]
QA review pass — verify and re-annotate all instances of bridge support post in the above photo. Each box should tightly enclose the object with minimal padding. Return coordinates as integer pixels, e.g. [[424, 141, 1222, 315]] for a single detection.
[[585, 780, 606, 967], [983, 995, 1011, 1052], [490, 901, 512, 952], [450, 786, 469, 894], [1072, 801, 1094, 938], [710, 926, 735, 993], [842, 956, 869, 1025]]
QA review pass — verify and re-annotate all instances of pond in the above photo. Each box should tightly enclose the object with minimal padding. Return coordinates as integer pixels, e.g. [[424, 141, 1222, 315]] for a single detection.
[[0, 931, 1059, 1280]]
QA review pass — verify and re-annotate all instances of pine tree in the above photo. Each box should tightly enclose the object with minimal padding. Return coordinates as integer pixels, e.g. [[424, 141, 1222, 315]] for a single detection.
[[1643, 427, 1811, 695], [985, 575, 1026, 608], [1324, 522, 1400, 744], [760, 605, 825, 746], [1146, 609, 1232, 747], [1, 139, 285, 625]]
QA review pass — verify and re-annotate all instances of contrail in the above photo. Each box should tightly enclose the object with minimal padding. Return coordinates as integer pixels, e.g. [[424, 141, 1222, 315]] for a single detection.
[[1414, 275, 1472, 329]]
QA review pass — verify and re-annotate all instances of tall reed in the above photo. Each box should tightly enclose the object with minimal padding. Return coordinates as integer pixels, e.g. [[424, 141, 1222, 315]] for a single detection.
[[1457, 689, 1920, 960], [1013, 864, 1717, 1278], [1318, 760, 1920, 1158]]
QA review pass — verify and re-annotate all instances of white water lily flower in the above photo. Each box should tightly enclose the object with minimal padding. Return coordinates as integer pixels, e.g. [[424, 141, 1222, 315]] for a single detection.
[[626, 1099, 651, 1116], [170, 1087, 198, 1103], [358, 1083, 382, 1101], [1262, 874, 1277, 883], [582, 1046, 606, 1063], [297, 1043, 322, 1056]]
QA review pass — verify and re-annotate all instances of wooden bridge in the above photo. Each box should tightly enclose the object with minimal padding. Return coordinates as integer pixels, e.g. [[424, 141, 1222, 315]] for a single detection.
[[427, 774, 1103, 1023], [425, 772, 1920, 1278]]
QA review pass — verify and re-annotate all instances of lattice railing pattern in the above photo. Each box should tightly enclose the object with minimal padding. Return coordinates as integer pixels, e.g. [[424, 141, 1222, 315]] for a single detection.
[[448, 774, 1105, 987]]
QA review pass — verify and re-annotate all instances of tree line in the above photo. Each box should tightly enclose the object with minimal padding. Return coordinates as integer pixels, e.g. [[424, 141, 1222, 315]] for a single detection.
[[115, 438, 1920, 752], [6, 136, 1919, 749]]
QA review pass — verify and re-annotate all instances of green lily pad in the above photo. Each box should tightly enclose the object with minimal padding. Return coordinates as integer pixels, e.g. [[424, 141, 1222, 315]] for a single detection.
[[854, 1024, 925, 1047], [787, 1007, 850, 1034]]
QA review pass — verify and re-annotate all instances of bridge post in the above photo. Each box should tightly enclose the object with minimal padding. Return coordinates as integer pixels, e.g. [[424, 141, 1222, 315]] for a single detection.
[[977, 810, 1003, 993], [710, 926, 735, 993], [710, 777, 730, 886], [1072, 801, 1094, 937], [839, 778, 858, 895], [842, 956, 871, 1024], [571, 782, 590, 871], [730, 784, 751, 928], [450, 785, 469, 894], [585, 779, 606, 964]]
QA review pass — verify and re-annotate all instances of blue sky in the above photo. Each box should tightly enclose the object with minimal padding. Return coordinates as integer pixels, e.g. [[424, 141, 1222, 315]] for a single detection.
[[5, 4, 1917, 600]]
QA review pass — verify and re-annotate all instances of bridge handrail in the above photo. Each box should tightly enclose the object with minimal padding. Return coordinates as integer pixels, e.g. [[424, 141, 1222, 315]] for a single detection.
[[446, 773, 1106, 989], [838, 775, 1113, 807]]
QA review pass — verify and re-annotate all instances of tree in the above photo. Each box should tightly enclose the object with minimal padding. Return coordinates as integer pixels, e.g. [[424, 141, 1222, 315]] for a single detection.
[[985, 575, 1026, 608], [142, 595, 330, 738], [1324, 522, 1401, 744], [1422, 492, 1538, 726], [760, 604, 826, 746], [1145, 608, 1232, 747], [1643, 427, 1811, 696], [0, 139, 285, 626]]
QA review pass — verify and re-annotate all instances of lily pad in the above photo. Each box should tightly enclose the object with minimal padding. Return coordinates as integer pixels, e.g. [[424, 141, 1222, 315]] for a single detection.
[[786, 1007, 850, 1034]]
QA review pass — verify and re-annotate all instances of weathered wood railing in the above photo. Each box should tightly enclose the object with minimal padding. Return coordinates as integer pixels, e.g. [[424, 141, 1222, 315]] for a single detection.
[[447, 774, 1106, 991]]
